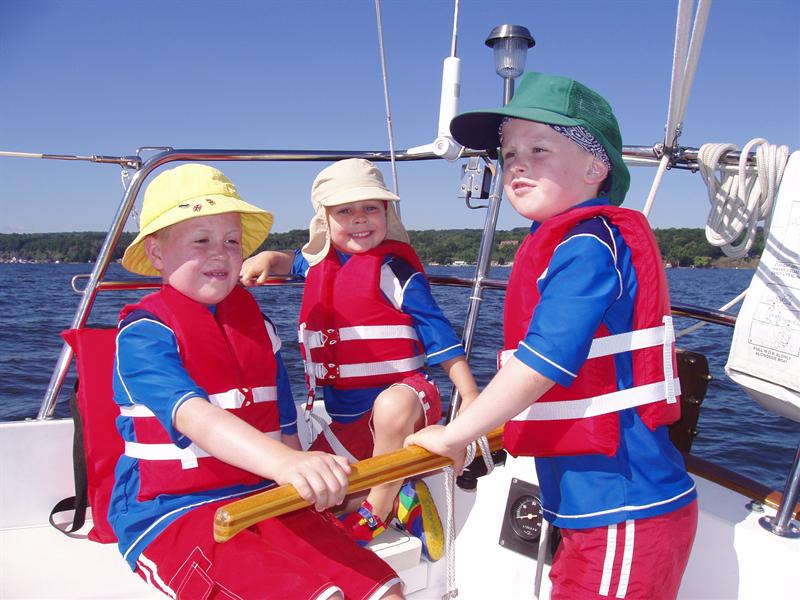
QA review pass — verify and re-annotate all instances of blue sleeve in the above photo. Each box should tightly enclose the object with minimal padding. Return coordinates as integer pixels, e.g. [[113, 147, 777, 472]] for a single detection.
[[113, 313, 208, 448], [515, 227, 622, 387], [292, 248, 309, 277], [275, 350, 298, 435], [382, 258, 465, 367]]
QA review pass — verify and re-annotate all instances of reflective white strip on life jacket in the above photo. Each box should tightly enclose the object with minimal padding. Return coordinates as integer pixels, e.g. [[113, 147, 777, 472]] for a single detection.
[[125, 430, 282, 470], [209, 386, 277, 409], [662, 316, 678, 404], [342, 324, 419, 341], [299, 322, 317, 394], [499, 320, 677, 372], [510, 378, 682, 422], [306, 355, 425, 380], [119, 385, 277, 418], [302, 325, 419, 349], [125, 440, 210, 469], [587, 324, 670, 359]]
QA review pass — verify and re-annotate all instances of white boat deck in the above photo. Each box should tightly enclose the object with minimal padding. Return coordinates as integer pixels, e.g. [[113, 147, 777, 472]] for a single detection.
[[2, 418, 799, 599]]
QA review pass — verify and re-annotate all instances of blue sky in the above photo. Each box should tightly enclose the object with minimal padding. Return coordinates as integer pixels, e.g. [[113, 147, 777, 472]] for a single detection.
[[1, 0, 798, 235]]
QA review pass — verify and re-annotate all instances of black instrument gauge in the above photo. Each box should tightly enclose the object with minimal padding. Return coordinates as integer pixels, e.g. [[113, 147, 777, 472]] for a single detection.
[[499, 478, 545, 557], [510, 494, 542, 541]]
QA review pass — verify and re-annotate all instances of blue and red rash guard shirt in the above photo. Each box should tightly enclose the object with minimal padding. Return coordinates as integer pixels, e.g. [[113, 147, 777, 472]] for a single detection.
[[515, 198, 696, 529], [108, 308, 295, 570], [292, 249, 464, 423]]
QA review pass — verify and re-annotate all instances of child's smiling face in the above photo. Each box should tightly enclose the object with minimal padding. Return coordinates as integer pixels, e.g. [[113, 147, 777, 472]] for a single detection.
[[327, 199, 388, 254], [145, 212, 243, 305], [500, 119, 606, 222]]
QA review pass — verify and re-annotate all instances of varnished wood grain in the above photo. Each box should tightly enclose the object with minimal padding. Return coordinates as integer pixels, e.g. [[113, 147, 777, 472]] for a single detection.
[[213, 427, 504, 542]]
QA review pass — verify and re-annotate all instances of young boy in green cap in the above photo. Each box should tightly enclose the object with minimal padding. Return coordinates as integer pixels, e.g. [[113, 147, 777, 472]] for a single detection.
[[406, 72, 697, 599], [111, 163, 403, 599]]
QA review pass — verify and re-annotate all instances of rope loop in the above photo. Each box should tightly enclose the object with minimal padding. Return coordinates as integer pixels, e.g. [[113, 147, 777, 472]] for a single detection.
[[442, 466, 459, 599], [699, 139, 789, 258], [440, 434, 496, 599], [475, 435, 495, 475]]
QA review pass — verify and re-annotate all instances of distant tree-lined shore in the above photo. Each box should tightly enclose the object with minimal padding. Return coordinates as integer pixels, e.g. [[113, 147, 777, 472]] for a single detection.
[[0, 228, 763, 268]]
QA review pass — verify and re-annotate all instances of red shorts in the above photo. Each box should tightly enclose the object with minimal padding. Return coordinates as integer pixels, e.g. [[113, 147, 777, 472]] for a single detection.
[[310, 373, 442, 461], [549, 500, 698, 600], [134, 498, 400, 600]]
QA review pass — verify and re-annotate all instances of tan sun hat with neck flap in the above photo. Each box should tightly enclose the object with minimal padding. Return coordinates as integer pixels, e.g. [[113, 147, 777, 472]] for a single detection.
[[301, 158, 409, 266], [122, 163, 273, 276]]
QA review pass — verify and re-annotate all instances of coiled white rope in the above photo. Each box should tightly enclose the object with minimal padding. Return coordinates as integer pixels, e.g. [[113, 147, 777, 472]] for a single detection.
[[699, 139, 789, 258], [441, 435, 495, 599], [674, 138, 789, 338]]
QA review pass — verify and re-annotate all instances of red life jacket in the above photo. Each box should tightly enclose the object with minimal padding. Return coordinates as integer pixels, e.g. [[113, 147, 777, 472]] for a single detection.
[[298, 241, 427, 392], [501, 206, 681, 457], [119, 284, 280, 501], [60, 327, 123, 543]]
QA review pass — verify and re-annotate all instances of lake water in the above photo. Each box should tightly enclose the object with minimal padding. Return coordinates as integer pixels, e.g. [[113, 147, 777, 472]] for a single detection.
[[0, 263, 797, 490]]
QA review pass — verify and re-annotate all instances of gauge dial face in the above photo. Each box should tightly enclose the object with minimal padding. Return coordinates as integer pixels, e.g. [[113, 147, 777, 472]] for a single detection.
[[510, 494, 542, 541]]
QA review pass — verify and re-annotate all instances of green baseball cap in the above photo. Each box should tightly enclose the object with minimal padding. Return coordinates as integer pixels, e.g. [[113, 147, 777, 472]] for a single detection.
[[450, 71, 630, 205]]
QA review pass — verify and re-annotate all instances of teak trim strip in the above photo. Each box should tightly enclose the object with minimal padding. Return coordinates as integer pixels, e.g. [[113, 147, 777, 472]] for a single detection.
[[684, 453, 800, 520]]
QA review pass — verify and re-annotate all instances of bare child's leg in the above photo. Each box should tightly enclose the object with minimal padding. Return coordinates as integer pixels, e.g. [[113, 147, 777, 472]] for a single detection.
[[367, 385, 425, 521], [340, 378, 444, 561]]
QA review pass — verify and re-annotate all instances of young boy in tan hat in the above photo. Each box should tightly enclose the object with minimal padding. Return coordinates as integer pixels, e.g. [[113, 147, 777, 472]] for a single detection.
[[111, 163, 403, 600], [241, 158, 478, 560], [406, 72, 697, 599]]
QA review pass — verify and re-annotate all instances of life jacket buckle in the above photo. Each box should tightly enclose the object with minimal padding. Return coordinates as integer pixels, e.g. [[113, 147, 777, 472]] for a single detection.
[[323, 328, 339, 346], [303, 388, 316, 421], [323, 362, 340, 381]]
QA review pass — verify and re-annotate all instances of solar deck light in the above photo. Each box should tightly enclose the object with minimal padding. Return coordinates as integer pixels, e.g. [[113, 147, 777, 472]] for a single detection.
[[485, 24, 534, 104]]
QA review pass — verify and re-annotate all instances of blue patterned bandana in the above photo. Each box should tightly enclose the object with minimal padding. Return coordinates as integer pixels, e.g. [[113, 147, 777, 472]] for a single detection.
[[499, 118, 612, 169]]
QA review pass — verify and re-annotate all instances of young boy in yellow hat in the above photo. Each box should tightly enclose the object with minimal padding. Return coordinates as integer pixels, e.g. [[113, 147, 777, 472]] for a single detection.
[[111, 163, 403, 600], [241, 158, 479, 560], [406, 72, 697, 599]]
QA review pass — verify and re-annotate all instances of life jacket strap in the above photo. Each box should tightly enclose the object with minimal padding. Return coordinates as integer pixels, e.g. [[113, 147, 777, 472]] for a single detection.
[[307, 412, 358, 462], [119, 386, 277, 418], [124, 431, 282, 469], [301, 325, 420, 349], [306, 355, 425, 381], [498, 321, 676, 368], [510, 377, 682, 422], [587, 322, 673, 359]]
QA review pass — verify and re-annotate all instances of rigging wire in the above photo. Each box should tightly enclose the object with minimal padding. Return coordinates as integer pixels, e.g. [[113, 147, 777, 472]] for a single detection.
[[664, 0, 710, 150], [640, 0, 790, 339], [374, 0, 401, 223], [642, 0, 711, 217]]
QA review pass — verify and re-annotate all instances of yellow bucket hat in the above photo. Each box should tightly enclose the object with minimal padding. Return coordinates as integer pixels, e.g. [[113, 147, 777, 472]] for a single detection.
[[301, 159, 409, 266], [122, 163, 273, 276]]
